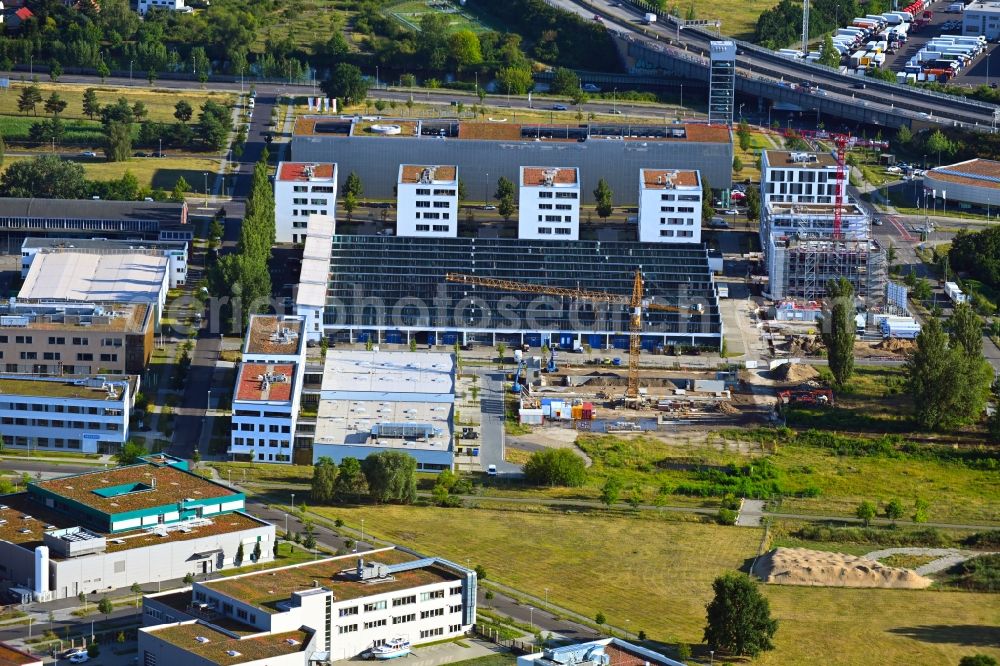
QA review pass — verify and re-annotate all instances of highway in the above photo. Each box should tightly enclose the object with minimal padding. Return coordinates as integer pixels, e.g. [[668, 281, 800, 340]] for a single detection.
[[559, 0, 1000, 129]]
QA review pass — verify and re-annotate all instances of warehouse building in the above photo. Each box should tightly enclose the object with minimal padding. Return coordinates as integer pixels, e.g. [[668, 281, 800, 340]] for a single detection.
[[518, 639, 685, 666], [0, 301, 154, 375], [0, 375, 137, 454], [305, 236, 722, 351], [963, 2, 1000, 40], [18, 252, 170, 320], [274, 162, 338, 244], [0, 455, 273, 601], [519, 167, 580, 241], [291, 117, 733, 204], [923, 158, 1000, 209], [0, 198, 190, 244], [312, 351, 455, 472], [21, 237, 189, 289], [139, 547, 476, 665], [637, 169, 703, 244]]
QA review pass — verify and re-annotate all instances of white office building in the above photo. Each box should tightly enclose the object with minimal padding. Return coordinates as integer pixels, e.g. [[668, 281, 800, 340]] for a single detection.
[[0, 375, 136, 454], [229, 316, 307, 464], [139, 547, 477, 665], [637, 169, 702, 243], [295, 215, 335, 343], [760, 150, 844, 205], [136, 0, 188, 14], [518, 167, 580, 240], [964, 2, 1000, 40], [312, 351, 455, 473], [21, 238, 189, 289], [396, 165, 458, 238], [274, 162, 338, 244]]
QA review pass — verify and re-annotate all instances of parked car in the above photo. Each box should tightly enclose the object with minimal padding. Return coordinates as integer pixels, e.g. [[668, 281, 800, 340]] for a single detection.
[[486, 464, 497, 476], [62, 648, 86, 659], [708, 218, 730, 229], [582, 83, 601, 92], [609, 109, 623, 114], [69, 654, 90, 664], [551, 104, 568, 111], [481, 205, 497, 211], [78, 151, 97, 158]]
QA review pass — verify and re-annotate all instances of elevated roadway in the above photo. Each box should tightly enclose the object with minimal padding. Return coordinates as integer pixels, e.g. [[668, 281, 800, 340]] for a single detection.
[[556, 0, 1000, 130]]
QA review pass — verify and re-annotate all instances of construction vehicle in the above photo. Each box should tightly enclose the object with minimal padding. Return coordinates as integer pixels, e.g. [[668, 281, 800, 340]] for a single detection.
[[547, 346, 558, 373], [511, 359, 528, 394], [778, 388, 834, 406], [445, 269, 697, 407]]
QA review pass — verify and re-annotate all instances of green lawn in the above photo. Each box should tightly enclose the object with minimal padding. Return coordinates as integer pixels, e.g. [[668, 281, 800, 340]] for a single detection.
[[386, 0, 491, 34], [78, 156, 222, 191], [210, 461, 313, 487]]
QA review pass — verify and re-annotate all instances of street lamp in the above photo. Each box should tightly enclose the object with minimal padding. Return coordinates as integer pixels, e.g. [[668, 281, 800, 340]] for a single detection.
[[284, 513, 288, 535], [375, 65, 379, 90], [529, 606, 534, 630], [207, 389, 212, 412], [613, 88, 617, 115], [204, 172, 210, 205], [291, 492, 295, 509], [360, 518, 365, 552], [710, 650, 715, 666], [129, 60, 134, 82], [484, 171, 489, 207]]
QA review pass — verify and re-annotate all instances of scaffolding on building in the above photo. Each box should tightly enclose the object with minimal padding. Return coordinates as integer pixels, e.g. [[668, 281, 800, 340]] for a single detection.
[[708, 41, 736, 126], [779, 237, 887, 304]]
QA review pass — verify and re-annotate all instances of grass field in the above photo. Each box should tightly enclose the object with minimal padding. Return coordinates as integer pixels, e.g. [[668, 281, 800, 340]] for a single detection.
[[315, 504, 999, 664], [78, 156, 221, 191], [256, 0, 350, 52], [316, 504, 762, 644], [386, 0, 490, 34]]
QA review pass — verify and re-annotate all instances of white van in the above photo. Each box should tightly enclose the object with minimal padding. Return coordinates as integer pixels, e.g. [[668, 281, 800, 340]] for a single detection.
[[947, 3, 964, 12]]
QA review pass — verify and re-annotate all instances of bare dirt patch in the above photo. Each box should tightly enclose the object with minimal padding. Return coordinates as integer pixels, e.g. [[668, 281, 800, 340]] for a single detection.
[[757, 547, 933, 589]]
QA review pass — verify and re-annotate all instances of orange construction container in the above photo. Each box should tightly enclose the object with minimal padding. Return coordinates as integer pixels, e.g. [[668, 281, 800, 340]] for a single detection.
[[571, 405, 583, 419]]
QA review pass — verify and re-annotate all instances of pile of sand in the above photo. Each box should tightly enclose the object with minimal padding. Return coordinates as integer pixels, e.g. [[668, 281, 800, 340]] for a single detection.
[[756, 547, 933, 589], [716, 401, 740, 415], [875, 338, 916, 354], [772, 362, 820, 383]]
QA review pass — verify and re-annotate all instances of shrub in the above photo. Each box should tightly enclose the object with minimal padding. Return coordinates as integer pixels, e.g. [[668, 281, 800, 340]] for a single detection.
[[523, 448, 587, 487], [717, 508, 738, 525]]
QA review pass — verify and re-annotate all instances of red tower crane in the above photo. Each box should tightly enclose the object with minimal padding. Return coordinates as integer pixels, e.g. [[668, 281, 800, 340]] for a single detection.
[[831, 133, 851, 239]]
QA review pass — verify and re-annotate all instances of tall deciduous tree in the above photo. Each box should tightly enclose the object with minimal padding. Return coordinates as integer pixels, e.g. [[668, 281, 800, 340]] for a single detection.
[[82, 88, 101, 120], [17, 84, 42, 116], [550, 67, 581, 96], [495, 176, 515, 202], [174, 100, 193, 123], [311, 457, 338, 504], [818, 34, 841, 67], [321, 63, 369, 106], [703, 573, 777, 657], [344, 171, 363, 198], [820, 277, 856, 387], [948, 302, 983, 357], [523, 448, 587, 487], [103, 120, 133, 162], [0, 156, 88, 198], [361, 451, 417, 504], [334, 457, 368, 502], [44, 92, 67, 117], [594, 178, 613, 220]]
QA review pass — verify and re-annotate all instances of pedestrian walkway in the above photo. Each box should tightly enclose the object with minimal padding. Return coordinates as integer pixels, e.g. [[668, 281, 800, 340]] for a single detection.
[[736, 499, 766, 527], [863, 547, 995, 576]]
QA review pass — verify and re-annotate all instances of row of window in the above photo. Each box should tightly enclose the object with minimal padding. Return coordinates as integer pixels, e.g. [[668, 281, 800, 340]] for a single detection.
[[0, 403, 116, 414], [291, 208, 329, 217], [766, 169, 832, 183], [537, 204, 574, 210], [659, 229, 695, 237], [5, 351, 117, 362], [660, 206, 696, 213], [234, 423, 292, 433], [537, 215, 573, 223], [0, 336, 119, 346], [415, 201, 452, 209], [256, 452, 291, 462], [660, 218, 696, 226], [414, 224, 451, 233], [291, 198, 329, 206], [233, 410, 291, 419], [0, 417, 119, 430], [415, 212, 449, 220], [536, 227, 573, 235], [291, 185, 335, 193], [537, 191, 578, 199], [659, 194, 700, 201], [231, 437, 291, 448], [6, 436, 83, 449], [414, 188, 456, 196]]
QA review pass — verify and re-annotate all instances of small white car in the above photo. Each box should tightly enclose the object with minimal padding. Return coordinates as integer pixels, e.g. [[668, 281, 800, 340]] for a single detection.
[[69, 653, 90, 664], [486, 464, 497, 476]]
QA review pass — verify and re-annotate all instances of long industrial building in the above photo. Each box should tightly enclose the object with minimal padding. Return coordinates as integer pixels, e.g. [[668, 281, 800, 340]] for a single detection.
[[290, 117, 733, 204], [297, 234, 723, 351]]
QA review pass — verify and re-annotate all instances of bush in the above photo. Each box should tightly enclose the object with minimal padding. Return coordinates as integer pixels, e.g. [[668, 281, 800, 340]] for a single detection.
[[964, 531, 1000, 549], [945, 554, 1000, 592], [717, 508, 738, 525], [792, 525, 951, 548], [523, 448, 587, 487]]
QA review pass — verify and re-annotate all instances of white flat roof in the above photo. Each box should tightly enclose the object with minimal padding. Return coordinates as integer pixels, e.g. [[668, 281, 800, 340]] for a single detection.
[[19, 252, 168, 302], [322, 351, 454, 395], [296, 282, 327, 308], [306, 213, 335, 238], [299, 258, 329, 285], [314, 398, 452, 449]]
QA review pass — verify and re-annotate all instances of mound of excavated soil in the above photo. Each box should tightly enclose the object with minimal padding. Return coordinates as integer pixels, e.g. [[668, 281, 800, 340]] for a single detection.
[[756, 547, 933, 589], [875, 338, 916, 354], [580, 372, 678, 389], [772, 362, 820, 383]]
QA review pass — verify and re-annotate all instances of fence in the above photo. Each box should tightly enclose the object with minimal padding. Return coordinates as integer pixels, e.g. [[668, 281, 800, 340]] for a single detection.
[[474, 623, 537, 655]]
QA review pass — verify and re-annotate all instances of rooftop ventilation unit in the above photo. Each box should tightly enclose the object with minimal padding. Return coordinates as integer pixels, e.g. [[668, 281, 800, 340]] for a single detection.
[[789, 152, 818, 164], [195, 636, 210, 644], [303, 164, 315, 180], [542, 168, 559, 186], [419, 167, 437, 184]]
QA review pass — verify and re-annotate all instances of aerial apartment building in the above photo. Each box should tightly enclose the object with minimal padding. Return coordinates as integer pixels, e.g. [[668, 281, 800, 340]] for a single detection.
[[139, 547, 476, 665], [0, 374, 136, 454], [637, 169, 703, 244], [518, 167, 580, 240], [274, 162, 338, 244], [396, 165, 459, 238], [229, 316, 307, 464]]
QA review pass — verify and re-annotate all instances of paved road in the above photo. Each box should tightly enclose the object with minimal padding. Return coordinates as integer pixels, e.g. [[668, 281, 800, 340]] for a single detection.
[[474, 369, 520, 475], [736, 499, 766, 527], [862, 547, 995, 575]]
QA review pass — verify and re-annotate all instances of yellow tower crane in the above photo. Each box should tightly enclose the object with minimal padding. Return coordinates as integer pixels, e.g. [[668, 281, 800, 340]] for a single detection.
[[444, 269, 689, 406]]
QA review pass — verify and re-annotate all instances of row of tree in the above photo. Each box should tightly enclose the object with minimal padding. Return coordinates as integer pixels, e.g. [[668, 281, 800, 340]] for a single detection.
[[0, 154, 180, 202], [310, 452, 417, 505]]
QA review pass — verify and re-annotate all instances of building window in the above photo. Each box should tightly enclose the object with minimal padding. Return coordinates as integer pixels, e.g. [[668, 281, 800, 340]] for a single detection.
[[364, 619, 388, 629], [537, 227, 552, 234], [415, 188, 431, 195], [420, 628, 444, 639], [415, 201, 430, 208], [47, 337, 65, 345], [555, 228, 571, 235], [392, 595, 416, 607], [338, 624, 358, 634], [420, 591, 445, 602], [420, 608, 445, 619], [450, 586, 462, 596], [555, 192, 578, 199], [15, 336, 31, 344], [364, 600, 387, 612], [538, 191, 553, 199], [416, 224, 430, 232], [339, 606, 358, 617], [432, 225, 449, 232]]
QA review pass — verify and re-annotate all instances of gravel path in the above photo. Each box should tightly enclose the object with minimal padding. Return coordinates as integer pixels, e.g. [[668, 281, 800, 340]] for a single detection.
[[863, 547, 995, 576]]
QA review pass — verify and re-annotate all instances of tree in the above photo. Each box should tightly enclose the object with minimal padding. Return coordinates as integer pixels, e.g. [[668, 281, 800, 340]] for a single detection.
[[0, 156, 88, 199], [959, 655, 998, 666], [197, 101, 231, 152], [97, 596, 113, 620], [82, 89, 101, 120], [702, 177, 715, 222], [733, 156, 744, 172], [49, 60, 63, 82], [362, 451, 417, 504], [913, 498, 930, 523], [183, 572, 194, 584], [17, 84, 42, 116], [172, 176, 191, 202], [115, 441, 147, 465], [236, 542, 245, 564], [175, 101, 192, 127], [332, 458, 367, 502], [345, 171, 364, 198], [475, 564, 487, 580], [343, 192, 358, 220], [131, 102, 148, 122], [818, 34, 841, 67], [484, 589, 494, 608], [448, 29, 483, 68], [130, 582, 143, 607], [884, 498, 905, 521], [856, 500, 877, 526], [495, 176, 515, 201], [745, 185, 760, 222], [44, 93, 67, 117], [594, 178, 613, 220], [321, 63, 369, 106], [252, 541, 261, 562], [926, 129, 953, 163], [78, 591, 87, 611], [523, 448, 587, 487], [311, 456, 338, 504], [498, 194, 515, 221], [458, 178, 467, 201], [595, 611, 606, 626], [676, 644, 691, 661], [907, 317, 993, 430], [820, 277, 856, 387], [600, 476, 622, 507], [103, 120, 133, 162], [97, 59, 111, 83], [551, 67, 581, 96], [949, 302, 983, 357], [703, 573, 777, 657], [497, 65, 533, 95], [896, 125, 913, 147]]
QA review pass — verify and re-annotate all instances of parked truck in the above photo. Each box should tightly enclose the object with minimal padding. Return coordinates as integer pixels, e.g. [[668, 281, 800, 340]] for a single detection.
[[945, 281, 968, 304], [644, 12, 657, 24]]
